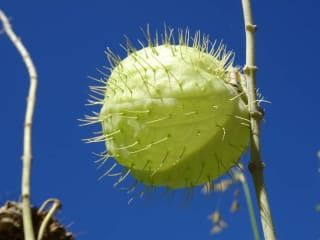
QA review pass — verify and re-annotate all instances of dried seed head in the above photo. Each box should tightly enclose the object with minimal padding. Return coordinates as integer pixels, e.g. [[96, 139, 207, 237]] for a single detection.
[[209, 211, 221, 224], [0, 201, 74, 240], [230, 200, 240, 213], [209, 211, 228, 235]]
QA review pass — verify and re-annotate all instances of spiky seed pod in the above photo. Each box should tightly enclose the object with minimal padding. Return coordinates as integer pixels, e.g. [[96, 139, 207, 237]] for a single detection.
[[89, 29, 249, 189]]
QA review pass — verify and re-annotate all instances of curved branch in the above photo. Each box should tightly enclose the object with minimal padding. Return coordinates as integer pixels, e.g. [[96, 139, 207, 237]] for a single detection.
[[0, 10, 38, 240], [37, 199, 61, 240], [234, 168, 260, 240]]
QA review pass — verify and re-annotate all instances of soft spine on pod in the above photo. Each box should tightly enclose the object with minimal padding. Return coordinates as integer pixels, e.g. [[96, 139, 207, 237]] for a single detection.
[[85, 28, 250, 189]]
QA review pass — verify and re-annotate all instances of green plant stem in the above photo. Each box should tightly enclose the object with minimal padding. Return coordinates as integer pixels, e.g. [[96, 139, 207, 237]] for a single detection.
[[0, 10, 37, 240], [240, 0, 276, 239], [236, 172, 260, 240]]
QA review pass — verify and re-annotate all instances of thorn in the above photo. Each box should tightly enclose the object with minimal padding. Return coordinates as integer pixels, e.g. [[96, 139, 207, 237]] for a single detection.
[[113, 169, 131, 187], [98, 163, 117, 181], [116, 141, 139, 150]]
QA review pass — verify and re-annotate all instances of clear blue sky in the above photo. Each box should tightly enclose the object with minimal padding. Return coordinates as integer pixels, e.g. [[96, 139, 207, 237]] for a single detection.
[[1, 0, 319, 239]]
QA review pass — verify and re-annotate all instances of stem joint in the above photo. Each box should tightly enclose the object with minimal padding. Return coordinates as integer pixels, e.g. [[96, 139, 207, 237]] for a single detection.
[[248, 160, 265, 174], [246, 24, 257, 32], [250, 109, 264, 121], [243, 65, 257, 74]]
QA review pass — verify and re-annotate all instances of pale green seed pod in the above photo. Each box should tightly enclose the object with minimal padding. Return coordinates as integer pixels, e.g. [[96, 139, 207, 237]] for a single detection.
[[89, 30, 250, 189]]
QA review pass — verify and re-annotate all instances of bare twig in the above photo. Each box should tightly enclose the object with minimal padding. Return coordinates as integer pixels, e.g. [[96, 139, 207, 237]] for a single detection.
[[0, 10, 38, 240], [240, 0, 277, 239], [37, 199, 62, 240]]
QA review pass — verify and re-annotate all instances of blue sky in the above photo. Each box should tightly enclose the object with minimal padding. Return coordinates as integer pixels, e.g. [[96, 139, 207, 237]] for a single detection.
[[1, 0, 319, 239]]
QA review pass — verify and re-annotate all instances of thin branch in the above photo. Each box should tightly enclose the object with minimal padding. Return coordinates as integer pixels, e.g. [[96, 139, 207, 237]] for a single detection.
[[234, 169, 260, 240], [240, 1, 277, 239], [0, 10, 38, 240], [37, 199, 62, 240]]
